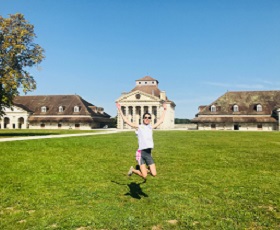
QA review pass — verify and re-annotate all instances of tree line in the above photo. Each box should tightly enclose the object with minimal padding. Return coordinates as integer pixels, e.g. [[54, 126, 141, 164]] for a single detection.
[[175, 118, 192, 124]]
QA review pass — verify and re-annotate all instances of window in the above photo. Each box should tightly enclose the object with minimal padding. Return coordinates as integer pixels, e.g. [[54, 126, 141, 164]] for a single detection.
[[74, 106, 80, 112], [135, 94, 141, 99], [40, 123, 45, 128], [234, 124, 239, 130], [211, 124, 216, 129], [257, 124, 262, 129], [257, 104, 262, 112], [41, 106, 47, 113], [58, 123, 62, 128], [59, 106, 64, 112], [75, 124, 80, 128], [233, 105, 239, 112], [211, 105, 216, 112]]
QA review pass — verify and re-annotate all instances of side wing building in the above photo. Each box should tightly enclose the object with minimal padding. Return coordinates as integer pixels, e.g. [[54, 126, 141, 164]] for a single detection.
[[0, 95, 111, 130], [192, 90, 280, 131]]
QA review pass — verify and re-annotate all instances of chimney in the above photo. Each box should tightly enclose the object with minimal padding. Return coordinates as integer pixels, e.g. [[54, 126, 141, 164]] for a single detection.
[[97, 107, 104, 114], [198, 106, 207, 112], [89, 106, 97, 113], [160, 91, 166, 100]]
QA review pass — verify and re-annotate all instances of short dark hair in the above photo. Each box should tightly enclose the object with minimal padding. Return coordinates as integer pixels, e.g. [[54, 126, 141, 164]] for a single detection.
[[143, 112, 151, 119]]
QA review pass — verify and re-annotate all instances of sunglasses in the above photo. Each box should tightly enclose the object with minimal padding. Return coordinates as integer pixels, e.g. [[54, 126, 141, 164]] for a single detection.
[[144, 116, 152, 119]]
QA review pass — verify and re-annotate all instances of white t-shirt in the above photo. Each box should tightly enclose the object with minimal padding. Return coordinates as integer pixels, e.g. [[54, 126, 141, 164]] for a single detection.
[[137, 124, 154, 150]]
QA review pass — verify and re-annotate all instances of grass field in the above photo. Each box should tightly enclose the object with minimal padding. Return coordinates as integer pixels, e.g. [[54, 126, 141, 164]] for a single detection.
[[0, 131, 280, 229], [0, 129, 102, 138]]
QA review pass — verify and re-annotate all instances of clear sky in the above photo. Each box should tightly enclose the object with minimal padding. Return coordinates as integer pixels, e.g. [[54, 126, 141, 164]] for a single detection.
[[1, 0, 280, 118]]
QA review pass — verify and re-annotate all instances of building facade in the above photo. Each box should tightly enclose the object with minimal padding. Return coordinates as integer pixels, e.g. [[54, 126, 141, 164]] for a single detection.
[[0, 95, 111, 130], [116, 76, 176, 129], [192, 90, 280, 131]]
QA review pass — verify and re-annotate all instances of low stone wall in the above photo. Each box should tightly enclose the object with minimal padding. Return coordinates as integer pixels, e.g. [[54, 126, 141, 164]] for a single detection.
[[174, 124, 197, 130]]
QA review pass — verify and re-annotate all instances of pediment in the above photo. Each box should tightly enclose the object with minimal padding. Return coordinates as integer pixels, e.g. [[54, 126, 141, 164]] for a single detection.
[[117, 90, 160, 102], [3, 105, 28, 113]]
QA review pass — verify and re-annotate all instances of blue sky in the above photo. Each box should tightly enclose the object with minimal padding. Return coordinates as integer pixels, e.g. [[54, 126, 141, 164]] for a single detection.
[[1, 0, 280, 118]]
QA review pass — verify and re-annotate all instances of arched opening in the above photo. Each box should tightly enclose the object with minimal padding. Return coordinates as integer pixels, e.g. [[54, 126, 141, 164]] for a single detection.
[[4, 117, 10, 129], [18, 117, 24, 129]]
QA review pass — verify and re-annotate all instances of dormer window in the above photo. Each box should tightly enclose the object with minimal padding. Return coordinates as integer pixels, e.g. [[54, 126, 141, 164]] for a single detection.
[[59, 106, 64, 113], [74, 106, 80, 112], [256, 104, 262, 112], [233, 104, 239, 112], [210, 105, 216, 112], [41, 106, 47, 113]]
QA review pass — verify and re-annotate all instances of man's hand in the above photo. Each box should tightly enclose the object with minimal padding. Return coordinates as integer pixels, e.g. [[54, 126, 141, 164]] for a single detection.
[[116, 102, 121, 109]]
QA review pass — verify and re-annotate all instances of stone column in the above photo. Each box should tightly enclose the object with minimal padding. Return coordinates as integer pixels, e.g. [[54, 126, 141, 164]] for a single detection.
[[132, 106, 136, 124], [148, 106, 152, 124], [16, 118, 19, 129], [141, 106, 144, 124], [125, 106, 128, 129], [118, 106, 124, 129]]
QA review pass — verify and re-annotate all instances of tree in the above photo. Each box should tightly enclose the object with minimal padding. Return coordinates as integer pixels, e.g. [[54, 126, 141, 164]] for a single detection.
[[0, 13, 45, 116], [175, 118, 192, 124]]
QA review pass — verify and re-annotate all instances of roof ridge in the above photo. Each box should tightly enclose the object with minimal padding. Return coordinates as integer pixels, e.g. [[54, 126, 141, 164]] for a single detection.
[[227, 90, 280, 93], [16, 94, 79, 97], [136, 76, 158, 82]]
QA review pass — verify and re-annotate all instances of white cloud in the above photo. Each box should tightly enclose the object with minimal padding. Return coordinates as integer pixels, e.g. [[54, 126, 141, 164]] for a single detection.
[[255, 79, 280, 86], [235, 84, 264, 89], [202, 81, 264, 89]]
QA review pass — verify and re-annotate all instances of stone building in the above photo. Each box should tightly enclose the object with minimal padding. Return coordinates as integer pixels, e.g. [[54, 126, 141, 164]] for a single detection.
[[116, 76, 176, 129], [0, 95, 111, 130], [192, 90, 280, 131]]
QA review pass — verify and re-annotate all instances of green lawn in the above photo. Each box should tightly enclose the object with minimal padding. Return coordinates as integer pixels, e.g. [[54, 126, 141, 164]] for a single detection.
[[0, 131, 279, 229], [0, 129, 102, 138]]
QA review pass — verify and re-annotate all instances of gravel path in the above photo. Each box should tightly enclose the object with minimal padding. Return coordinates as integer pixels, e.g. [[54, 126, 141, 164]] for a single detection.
[[0, 129, 121, 142]]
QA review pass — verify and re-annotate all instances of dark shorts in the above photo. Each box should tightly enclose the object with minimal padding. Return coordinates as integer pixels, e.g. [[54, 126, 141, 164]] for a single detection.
[[139, 148, 155, 166]]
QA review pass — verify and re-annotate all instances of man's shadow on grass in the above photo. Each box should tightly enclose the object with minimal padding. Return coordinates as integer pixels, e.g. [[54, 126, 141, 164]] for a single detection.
[[111, 180, 148, 200]]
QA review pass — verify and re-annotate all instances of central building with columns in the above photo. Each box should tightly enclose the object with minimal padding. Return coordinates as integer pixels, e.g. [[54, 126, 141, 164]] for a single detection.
[[116, 76, 176, 129]]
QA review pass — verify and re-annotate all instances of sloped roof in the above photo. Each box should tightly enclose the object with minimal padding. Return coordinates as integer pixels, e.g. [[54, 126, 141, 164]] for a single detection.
[[131, 85, 161, 98], [197, 90, 280, 115], [13, 95, 110, 118], [130, 76, 175, 105], [136, 76, 158, 82]]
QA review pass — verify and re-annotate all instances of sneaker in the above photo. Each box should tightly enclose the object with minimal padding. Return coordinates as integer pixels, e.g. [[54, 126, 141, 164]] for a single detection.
[[127, 166, 134, 176]]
